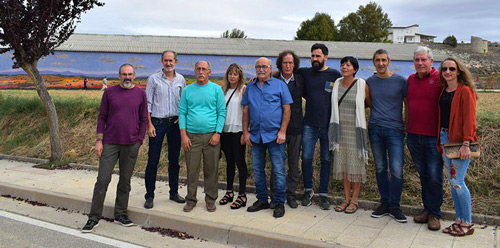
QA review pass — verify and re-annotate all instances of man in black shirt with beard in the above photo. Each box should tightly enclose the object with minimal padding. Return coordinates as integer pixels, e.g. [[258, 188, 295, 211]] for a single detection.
[[298, 43, 341, 210]]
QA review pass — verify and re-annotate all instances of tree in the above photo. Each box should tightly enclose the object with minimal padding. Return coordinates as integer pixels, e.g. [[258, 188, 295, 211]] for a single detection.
[[221, 28, 247, 38], [0, 0, 104, 163], [295, 12, 337, 41], [337, 2, 392, 42], [443, 35, 458, 47]]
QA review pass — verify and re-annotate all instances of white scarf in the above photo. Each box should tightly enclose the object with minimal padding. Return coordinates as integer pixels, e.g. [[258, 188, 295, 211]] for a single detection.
[[328, 77, 369, 164]]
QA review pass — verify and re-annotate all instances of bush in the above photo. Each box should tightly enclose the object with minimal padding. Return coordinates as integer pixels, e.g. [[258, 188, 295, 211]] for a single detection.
[[443, 35, 458, 47]]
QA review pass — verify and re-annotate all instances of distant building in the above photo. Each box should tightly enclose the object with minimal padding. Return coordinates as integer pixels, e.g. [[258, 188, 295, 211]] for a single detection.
[[471, 36, 488, 54], [388, 24, 436, 44]]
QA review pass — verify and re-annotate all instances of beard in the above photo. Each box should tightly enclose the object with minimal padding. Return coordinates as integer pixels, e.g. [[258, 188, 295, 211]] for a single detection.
[[312, 60, 325, 71], [122, 82, 133, 89]]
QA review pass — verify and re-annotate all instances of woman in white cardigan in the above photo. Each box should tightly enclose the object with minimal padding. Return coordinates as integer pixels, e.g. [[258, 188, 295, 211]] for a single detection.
[[329, 56, 371, 214]]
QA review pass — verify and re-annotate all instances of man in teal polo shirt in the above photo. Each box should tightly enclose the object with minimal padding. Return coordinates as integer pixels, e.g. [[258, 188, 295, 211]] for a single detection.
[[242, 57, 293, 218], [179, 61, 226, 213]]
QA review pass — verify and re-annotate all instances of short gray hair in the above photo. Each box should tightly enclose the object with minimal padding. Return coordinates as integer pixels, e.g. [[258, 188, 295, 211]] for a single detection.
[[255, 57, 271, 66], [161, 50, 178, 61], [119, 64, 135, 74], [195, 61, 211, 70], [414, 46, 433, 60]]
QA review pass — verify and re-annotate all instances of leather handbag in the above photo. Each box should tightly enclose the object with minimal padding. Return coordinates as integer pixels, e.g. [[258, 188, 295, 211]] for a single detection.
[[443, 141, 481, 159]]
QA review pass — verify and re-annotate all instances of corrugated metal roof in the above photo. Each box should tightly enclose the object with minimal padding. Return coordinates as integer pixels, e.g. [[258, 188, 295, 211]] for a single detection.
[[56, 33, 446, 61]]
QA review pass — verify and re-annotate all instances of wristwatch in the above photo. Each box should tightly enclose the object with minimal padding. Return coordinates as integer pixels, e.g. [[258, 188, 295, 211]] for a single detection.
[[96, 138, 103, 142]]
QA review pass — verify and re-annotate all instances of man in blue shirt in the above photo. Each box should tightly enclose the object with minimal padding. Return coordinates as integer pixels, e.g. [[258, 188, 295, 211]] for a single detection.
[[367, 49, 408, 223], [242, 57, 293, 218]]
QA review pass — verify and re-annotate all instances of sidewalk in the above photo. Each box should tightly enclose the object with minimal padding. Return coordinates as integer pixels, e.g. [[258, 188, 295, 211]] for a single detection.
[[0, 157, 497, 248]]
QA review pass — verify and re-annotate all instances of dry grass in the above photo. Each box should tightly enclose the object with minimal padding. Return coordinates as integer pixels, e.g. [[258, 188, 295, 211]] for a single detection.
[[1, 89, 499, 215]]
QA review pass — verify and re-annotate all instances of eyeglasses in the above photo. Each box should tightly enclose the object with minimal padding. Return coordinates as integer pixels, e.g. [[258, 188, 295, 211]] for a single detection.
[[441, 67, 457, 72], [255, 65, 271, 70]]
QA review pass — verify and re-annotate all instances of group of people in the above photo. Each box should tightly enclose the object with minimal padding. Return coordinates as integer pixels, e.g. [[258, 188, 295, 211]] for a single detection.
[[81, 44, 478, 238]]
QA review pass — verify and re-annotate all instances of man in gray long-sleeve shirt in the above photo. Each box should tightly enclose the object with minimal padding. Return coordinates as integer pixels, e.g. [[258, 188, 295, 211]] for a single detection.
[[82, 64, 148, 233]]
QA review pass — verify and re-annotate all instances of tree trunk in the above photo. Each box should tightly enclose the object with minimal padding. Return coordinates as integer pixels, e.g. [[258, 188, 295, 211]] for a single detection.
[[21, 62, 62, 162]]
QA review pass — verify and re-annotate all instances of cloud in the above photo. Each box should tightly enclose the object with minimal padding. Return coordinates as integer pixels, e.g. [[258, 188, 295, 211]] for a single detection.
[[74, 0, 500, 42], [99, 58, 115, 63], [127, 57, 142, 62], [51, 62, 66, 66]]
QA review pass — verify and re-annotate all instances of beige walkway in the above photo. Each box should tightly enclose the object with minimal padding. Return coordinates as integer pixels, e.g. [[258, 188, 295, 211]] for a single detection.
[[0, 159, 497, 248]]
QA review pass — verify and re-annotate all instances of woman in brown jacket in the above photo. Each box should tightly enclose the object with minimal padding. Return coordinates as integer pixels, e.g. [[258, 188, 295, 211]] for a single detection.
[[437, 57, 478, 236]]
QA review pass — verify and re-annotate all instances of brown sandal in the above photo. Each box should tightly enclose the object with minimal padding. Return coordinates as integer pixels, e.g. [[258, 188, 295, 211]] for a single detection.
[[334, 201, 349, 212], [443, 223, 459, 234], [345, 202, 358, 214], [219, 191, 234, 205], [230, 194, 247, 209], [450, 223, 474, 237]]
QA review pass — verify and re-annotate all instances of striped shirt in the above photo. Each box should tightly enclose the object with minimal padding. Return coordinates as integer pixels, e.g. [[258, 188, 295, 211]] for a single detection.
[[146, 70, 186, 118]]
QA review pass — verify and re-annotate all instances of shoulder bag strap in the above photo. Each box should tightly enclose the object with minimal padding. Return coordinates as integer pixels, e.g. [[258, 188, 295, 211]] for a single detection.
[[338, 79, 357, 106], [226, 88, 237, 107]]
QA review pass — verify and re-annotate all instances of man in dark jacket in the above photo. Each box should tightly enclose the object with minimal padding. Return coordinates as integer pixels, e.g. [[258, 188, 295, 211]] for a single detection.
[[270, 50, 304, 208]]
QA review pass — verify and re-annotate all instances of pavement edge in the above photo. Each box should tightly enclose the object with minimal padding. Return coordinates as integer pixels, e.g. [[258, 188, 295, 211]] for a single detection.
[[0, 181, 343, 248]]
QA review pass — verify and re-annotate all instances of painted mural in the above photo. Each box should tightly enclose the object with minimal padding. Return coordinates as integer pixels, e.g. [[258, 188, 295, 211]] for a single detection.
[[0, 50, 432, 89]]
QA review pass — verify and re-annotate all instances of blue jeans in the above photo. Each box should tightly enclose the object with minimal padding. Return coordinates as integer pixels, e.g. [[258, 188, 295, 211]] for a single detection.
[[302, 125, 332, 194], [145, 117, 181, 199], [407, 132, 443, 218], [369, 125, 405, 209], [440, 131, 472, 223], [251, 140, 286, 204]]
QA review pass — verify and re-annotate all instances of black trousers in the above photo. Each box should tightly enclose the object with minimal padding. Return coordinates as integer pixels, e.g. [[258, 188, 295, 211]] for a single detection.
[[220, 132, 247, 194]]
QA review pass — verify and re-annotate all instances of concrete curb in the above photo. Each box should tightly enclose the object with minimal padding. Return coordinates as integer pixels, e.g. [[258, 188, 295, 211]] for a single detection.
[[0, 181, 342, 248], [2, 154, 500, 225]]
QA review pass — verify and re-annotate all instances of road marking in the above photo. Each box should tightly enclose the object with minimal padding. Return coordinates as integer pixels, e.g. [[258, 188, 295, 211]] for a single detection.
[[0, 210, 144, 248]]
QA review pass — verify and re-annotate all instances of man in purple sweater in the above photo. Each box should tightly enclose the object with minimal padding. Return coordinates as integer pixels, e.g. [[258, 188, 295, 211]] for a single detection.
[[82, 64, 148, 233]]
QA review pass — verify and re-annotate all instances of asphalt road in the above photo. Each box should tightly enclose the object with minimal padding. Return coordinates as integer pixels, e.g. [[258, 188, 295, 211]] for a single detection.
[[0, 211, 142, 248], [0, 196, 229, 248]]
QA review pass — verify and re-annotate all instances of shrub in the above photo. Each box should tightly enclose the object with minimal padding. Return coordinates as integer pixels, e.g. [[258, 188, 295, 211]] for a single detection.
[[443, 35, 458, 47]]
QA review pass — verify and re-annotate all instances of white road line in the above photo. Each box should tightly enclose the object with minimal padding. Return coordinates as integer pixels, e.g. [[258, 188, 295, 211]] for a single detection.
[[0, 210, 144, 248]]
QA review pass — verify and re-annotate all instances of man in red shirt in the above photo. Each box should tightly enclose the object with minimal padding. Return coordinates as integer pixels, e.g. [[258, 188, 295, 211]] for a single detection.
[[406, 46, 443, 231]]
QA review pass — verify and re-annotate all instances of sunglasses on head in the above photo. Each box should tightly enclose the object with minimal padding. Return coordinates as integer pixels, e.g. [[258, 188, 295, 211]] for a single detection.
[[441, 67, 457, 72]]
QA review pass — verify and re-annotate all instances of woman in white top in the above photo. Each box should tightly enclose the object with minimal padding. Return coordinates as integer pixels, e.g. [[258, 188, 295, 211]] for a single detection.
[[219, 63, 248, 209]]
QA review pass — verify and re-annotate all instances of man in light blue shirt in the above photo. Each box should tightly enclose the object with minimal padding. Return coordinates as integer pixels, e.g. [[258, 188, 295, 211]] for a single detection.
[[144, 50, 186, 209], [242, 57, 292, 218], [179, 61, 226, 213]]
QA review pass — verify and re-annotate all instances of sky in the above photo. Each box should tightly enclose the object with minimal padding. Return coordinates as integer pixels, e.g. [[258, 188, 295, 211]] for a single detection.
[[75, 0, 499, 43]]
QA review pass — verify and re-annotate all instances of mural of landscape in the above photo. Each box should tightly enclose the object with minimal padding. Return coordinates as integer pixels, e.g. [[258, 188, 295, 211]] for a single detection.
[[0, 51, 427, 89]]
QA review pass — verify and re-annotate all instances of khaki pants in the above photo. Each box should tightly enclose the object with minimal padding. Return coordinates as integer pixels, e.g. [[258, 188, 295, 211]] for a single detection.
[[185, 132, 220, 204]]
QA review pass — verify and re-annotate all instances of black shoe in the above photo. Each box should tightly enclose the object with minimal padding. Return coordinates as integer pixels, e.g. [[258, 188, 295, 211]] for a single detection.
[[114, 215, 135, 227], [270, 201, 277, 209], [389, 208, 408, 223], [81, 219, 99, 233], [247, 200, 270, 212], [301, 190, 313, 206], [170, 194, 186, 204], [273, 204, 285, 218], [144, 198, 153, 209], [371, 204, 389, 218], [287, 196, 298, 209]]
